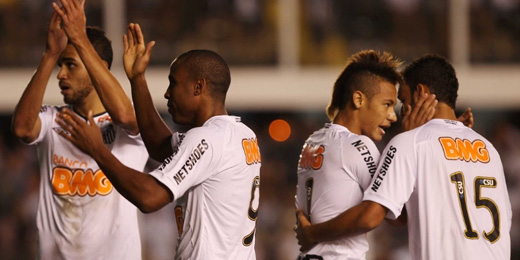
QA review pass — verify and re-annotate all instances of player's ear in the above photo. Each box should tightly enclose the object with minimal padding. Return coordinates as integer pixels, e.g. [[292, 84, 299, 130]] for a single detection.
[[416, 84, 431, 96], [101, 60, 109, 69], [193, 78, 205, 96], [413, 84, 431, 103], [352, 90, 365, 109]]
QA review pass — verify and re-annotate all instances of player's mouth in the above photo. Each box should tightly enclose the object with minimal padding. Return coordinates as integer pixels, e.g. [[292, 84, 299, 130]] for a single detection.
[[379, 125, 390, 136], [167, 103, 175, 114], [59, 83, 71, 95]]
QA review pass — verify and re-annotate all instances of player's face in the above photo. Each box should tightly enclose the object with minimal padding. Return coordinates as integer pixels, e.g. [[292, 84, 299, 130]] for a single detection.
[[57, 44, 94, 105], [359, 80, 397, 142], [165, 61, 198, 125], [398, 83, 412, 117]]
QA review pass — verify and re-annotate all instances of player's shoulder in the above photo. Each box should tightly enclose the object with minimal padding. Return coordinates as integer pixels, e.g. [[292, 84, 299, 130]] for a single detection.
[[183, 116, 239, 143], [347, 133, 378, 150]]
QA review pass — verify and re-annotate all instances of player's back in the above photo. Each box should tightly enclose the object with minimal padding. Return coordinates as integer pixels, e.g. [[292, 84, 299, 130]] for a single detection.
[[296, 123, 380, 259], [390, 119, 511, 260], [151, 115, 260, 260]]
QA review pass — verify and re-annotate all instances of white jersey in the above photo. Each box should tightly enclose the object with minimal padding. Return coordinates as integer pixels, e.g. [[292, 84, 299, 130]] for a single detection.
[[30, 105, 148, 260], [295, 123, 380, 260], [364, 119, 512, 260], [149, 115, 261, 260]]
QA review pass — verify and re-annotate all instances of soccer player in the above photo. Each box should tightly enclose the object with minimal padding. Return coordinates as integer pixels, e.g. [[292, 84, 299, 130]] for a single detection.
[[11, 1, 147, 259], [55, 23, 261, 260], [295, 50, 402, 260], [296, 54, 512, 260]]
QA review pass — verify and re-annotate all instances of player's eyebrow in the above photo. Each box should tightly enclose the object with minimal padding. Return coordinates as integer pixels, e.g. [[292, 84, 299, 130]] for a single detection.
[[384, 98, 396, 105], [58, 57, 78, 64]]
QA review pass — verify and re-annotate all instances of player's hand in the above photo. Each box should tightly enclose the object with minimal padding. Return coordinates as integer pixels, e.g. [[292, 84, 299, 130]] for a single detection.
[[294, 209, 316, 252], [458, 107, 474, 128], [46, 11, 68, 57], [123, 23, 155, 80], [55, 108, 104, 157], [52, 0, 88, 45], [401, 93, 437, 132]]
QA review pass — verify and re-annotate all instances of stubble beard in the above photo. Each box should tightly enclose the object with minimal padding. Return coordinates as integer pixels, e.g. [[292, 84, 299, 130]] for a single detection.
[[64, 85, 94, 105]]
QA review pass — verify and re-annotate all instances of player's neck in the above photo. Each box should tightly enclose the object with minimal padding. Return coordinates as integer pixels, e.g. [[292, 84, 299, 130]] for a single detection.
[[333, 109, 360, 134], [72, 95, 106, 118], [433, 102, 457, 121], [195, 103, 228, 127]]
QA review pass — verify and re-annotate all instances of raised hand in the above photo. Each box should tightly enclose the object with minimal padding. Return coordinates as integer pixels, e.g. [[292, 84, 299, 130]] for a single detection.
[[55, 108, 104, 157], [52, 0, 87, 45], [401, 93, 438, 132], [123, 23, 155, 80], [46, 11, 68, 56]]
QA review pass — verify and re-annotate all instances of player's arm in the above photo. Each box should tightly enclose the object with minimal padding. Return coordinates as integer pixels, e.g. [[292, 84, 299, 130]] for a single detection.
[[12, 11, 67, 143], [123, 23, 174, 161], [53, 0, 138, 134], [385, 206, 407, 226], [295, 201, 387, 252], [56, 108, 173, 213]]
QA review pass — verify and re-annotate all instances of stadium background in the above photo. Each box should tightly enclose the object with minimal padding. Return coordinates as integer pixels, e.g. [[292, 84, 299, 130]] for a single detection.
[[0, 0, 518, 259]]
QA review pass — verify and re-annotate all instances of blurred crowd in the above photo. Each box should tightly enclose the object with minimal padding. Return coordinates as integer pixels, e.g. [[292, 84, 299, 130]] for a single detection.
[[0, 0, 518, 67], [1, 109, 519, 260]]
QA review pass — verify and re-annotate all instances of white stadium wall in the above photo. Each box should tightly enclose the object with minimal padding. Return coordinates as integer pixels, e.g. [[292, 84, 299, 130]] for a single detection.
[[1, 65, 519, 113]]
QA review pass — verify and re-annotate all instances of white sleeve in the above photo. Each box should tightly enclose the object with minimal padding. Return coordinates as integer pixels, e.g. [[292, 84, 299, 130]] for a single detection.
[[148, 128, 220, 201], [170, 132, 185, 148], [28, 105, 55, 145], [342, 135, 381, 190], [363, 133, 416, 219]]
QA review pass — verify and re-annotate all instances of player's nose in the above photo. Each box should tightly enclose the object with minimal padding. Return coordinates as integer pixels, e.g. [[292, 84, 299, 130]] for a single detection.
[[388, 109, 397, 123]]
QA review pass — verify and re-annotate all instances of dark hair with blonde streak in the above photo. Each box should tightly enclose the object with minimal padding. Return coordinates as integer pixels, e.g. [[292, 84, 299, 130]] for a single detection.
[[326, 50, 402, 121]]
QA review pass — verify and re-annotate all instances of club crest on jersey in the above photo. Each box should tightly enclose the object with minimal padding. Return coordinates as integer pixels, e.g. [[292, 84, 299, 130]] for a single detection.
[[100, 124, 116, 145], [371, 145, 397, 192], [439, 137, 490, 163]]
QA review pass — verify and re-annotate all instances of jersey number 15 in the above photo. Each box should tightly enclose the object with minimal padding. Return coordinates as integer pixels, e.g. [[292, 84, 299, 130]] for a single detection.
[[450, 171, 501, 243]]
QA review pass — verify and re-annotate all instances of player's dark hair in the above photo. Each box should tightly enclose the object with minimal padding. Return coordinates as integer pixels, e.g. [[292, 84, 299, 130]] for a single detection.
[[176, 50, 231, 102], [71, 26, 113, 69], [326, 50, 402, 121], [402, 54, 458, 109]]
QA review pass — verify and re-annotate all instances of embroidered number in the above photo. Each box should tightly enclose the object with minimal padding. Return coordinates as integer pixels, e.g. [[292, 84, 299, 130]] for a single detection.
[[450, 172, 500, 243], [305, 178, 314, 222], [243, 176, 260, 246]]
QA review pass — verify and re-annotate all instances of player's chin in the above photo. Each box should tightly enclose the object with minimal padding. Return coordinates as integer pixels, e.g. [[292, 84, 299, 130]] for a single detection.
[[369, 131, 384, 143]]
